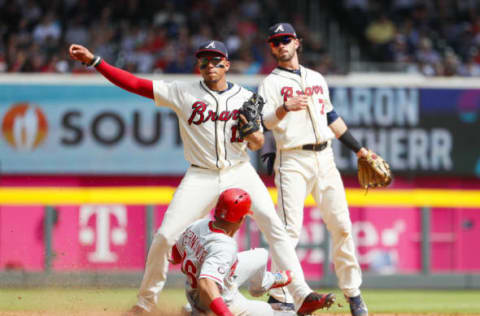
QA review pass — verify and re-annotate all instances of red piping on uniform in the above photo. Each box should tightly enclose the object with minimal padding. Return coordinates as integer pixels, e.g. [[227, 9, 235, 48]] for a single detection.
[[208, 221, 228, 235], [199, 274, 223, 283], [96, 60, 154, 99]]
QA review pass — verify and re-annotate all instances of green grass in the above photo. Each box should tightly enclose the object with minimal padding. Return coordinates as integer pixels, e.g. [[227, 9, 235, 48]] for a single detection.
[[0, 288, 479, 314], [356, 289, 480, 314]]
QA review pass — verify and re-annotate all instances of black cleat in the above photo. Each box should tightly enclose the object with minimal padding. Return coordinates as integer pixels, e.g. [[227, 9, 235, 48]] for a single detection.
[[347, 295, 368, 316], [267, 295, 296, 311]]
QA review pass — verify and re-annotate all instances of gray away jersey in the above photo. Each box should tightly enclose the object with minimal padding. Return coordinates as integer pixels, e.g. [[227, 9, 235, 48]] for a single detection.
[[175, 218, 239, 311]]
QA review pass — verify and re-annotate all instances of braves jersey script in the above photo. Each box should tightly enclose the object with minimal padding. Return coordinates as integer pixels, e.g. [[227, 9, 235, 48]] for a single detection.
[[153, 80, 259, 169], [259, 66, 334, 149], [175, 218, 238, 310]]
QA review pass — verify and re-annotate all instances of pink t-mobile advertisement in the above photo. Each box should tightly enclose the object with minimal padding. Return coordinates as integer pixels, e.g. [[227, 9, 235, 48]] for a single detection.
[[1, 204, 479, 276]]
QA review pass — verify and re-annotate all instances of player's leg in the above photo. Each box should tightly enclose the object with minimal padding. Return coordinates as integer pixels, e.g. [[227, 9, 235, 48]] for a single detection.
[[135, 167, 219, 312], [269, 172, 310, 302], [312, 162, 368, 315], [228, 162, 311, 308], [311, 160, 362, 298], [228, 291, 276, 316], [234, 248, 291, 297], [274, 154, 311, 245], [234, 248, 269, 291], [269, 150, 314, 304]]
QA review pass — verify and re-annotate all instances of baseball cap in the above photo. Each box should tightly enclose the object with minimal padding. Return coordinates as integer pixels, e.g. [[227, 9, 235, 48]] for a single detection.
[[195, 40, 229, 59], [267, 23, 297, 41]]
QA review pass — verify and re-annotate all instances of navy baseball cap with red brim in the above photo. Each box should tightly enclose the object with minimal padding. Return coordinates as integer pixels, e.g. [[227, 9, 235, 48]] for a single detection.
[[195, 40, 229, 59], [268, 23, 297, 41]]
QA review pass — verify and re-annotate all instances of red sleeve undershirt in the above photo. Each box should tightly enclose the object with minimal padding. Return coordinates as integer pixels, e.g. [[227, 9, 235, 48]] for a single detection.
[[170, 244, 183, 265], [96, 60, 154, 99]]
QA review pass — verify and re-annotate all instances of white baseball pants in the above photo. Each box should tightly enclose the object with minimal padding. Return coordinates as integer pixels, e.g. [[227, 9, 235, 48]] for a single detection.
[[136, 162, 312, 311], [270, 145, 362, 302]]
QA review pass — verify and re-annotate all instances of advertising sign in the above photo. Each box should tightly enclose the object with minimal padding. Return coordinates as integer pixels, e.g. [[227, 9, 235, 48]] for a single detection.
[[2, 204, 479, 276], [331, 87, 480, 176], [0, 83, 188, 174], [1, 77, 479, 175]]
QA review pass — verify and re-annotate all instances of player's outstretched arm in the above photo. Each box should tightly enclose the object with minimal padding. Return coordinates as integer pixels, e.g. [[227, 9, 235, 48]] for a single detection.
[[68, 44, 154, 99], [198, 278, 233, 316]]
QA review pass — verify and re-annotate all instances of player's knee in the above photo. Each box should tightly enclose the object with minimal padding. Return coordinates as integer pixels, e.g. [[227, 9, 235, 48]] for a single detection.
[[254, 248, 269, 262], [154, 231, 176, 247], [333, 221, 352, 239], [285, 226, 300, 241]]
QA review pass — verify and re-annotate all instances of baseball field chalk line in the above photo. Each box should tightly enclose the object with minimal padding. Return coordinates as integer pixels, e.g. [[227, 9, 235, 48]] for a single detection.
[[0, 187, 479, 208]]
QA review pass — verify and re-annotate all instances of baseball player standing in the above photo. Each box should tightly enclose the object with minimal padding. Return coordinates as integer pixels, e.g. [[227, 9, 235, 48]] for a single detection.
[[69, 40, 335, 316], [170, 188, 294, 316], [258, 23, 369, 316]]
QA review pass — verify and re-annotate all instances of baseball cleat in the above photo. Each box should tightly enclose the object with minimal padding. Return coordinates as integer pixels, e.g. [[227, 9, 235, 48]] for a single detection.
[[297, 292, 336, 316], [269, 270, 293, 290], [267, 296, 296, 311], [347, 295, 368, 316]]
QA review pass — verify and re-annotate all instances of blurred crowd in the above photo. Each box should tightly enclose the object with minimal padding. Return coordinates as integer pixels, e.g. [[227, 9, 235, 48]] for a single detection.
[[0, 0, 330, 75], [342, 0, 480, 76], [2, 0, 480, 76]]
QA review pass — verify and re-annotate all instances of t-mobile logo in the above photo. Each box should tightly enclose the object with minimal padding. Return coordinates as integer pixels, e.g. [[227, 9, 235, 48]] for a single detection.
[[79, 205, 127, 262]]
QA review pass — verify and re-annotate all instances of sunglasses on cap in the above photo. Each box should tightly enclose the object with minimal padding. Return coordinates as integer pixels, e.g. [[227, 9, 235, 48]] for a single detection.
[[270, 36, 293, 47], [198, 56, 226, 69]]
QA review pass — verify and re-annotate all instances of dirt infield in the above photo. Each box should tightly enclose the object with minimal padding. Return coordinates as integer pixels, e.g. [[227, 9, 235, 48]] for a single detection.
[[2, 288, 479, 316]]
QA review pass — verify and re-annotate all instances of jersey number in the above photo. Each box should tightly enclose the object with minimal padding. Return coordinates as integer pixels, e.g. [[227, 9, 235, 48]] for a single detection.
[[319, 99, 325, 115], [182, 259, 198, 288], [230, 126, 244, 143]]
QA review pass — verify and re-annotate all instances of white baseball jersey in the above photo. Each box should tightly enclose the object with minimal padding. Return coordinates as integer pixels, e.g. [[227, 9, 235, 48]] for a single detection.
[[259, 66, 334, 149], [136, 78, 313, 313], [175, 218, 238, 311], [153, 80, 258, 169], [258, 65, 363, 302]]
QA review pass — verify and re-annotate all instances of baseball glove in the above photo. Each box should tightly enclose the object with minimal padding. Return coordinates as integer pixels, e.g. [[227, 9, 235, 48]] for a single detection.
[[238, 93, 265, 138], [357, 150, 392, 189]]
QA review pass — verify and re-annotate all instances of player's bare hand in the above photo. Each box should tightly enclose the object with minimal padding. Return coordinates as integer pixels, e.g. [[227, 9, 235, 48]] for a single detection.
[[239, 114, 248, 126], [356, 147, 369, 158], [284, 95, 308, 112], [69, 44, 94, 64]]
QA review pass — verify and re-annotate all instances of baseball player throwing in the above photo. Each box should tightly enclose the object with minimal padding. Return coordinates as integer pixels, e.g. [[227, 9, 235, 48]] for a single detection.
[[69, 40, 335, 316], [258, 23, 369, 316], [171, 188, 294, 316]]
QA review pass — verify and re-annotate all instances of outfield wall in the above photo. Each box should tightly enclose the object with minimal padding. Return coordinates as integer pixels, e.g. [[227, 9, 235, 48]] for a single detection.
[[1, 74, 480, 287], [1, 74, 480, 176], [1, 184, 480, 279]]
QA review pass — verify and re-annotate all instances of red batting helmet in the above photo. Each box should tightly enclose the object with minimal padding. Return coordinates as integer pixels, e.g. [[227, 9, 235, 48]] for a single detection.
[[214, 188, 252, 223]]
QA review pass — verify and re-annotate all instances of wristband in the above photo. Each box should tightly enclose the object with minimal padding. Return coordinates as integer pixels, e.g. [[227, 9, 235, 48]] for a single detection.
[[87, 55, 102, 68], [338, 129, 362, 153], [282, 103, 290, 112], [209, 297, 233, 316]]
